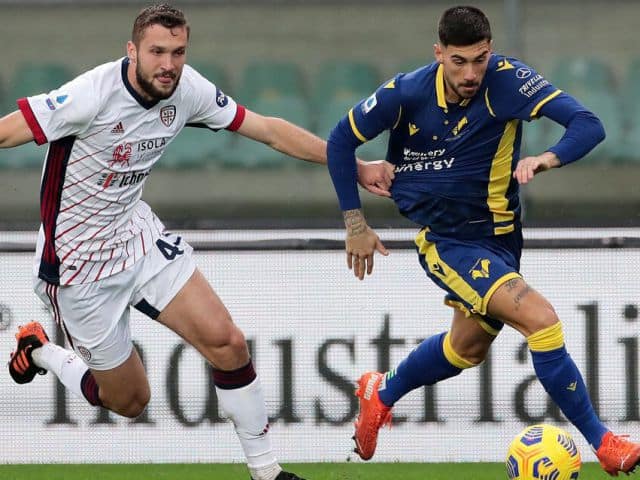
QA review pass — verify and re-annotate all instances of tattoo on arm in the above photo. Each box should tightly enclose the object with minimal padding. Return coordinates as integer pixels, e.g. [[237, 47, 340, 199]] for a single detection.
[[343, 209, 367, 237]]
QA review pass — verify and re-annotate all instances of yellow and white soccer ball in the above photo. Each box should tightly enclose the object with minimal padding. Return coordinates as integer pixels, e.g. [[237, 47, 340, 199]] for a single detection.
[[506, 424, 582, 480]]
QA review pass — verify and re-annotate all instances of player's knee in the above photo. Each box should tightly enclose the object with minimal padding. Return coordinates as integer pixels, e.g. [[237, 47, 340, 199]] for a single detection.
[[199, 321, 247, 356], [444, 332, 484, 369], [104, 387, 151, 418], [527, 320, 564, 353], [526, 305, 560, 334], [454, 343, 490, 366]]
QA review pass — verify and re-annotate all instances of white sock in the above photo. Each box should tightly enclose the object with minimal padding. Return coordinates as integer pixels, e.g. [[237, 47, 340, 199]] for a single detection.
[[215, 377, 282, 480], [32, 342, 89, 399]]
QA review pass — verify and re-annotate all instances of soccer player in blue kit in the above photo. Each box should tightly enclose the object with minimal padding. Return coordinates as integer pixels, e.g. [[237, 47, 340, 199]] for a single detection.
[[327, 5, 640, 476]]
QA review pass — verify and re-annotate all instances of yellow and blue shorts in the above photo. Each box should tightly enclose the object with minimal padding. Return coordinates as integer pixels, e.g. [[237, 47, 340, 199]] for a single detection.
[[415, 228, 523, 335]]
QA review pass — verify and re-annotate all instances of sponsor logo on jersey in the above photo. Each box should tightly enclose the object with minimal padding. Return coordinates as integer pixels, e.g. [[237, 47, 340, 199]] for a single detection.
[[431, 262, 446, 277], [394, 157, 455, 173], [216, 88, 228, 107], [362, 93, 377, 114], [111, 143, 132, 167], [408, 123, 420, 136], [516, 68, 532, 79], [518, 74, 550, 98], [97, 169, 151, 189], [160, 105, 176, 127], [110, 122, 125, 134], [137, 137, 166, 152]]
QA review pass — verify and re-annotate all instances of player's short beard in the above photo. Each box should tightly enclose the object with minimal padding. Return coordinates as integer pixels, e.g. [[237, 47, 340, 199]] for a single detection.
[[136, 63, 180, 101]]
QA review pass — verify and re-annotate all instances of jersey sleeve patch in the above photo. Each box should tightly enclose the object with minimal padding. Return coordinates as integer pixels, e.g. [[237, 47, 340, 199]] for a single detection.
[[361, 93, 378, 114]]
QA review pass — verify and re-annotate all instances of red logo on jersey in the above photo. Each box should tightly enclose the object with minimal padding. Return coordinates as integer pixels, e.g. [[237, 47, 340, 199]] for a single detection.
[[160, 105, 176, 127], [111, 143, 132, 167]]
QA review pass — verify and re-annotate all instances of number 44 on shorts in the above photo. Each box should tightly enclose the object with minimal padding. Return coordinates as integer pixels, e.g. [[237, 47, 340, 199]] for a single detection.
[[156, 234, 184, 260]]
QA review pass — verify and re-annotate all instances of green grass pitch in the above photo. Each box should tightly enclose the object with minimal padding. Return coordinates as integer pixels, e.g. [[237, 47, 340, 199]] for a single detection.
[[0, 462, 607, 479]]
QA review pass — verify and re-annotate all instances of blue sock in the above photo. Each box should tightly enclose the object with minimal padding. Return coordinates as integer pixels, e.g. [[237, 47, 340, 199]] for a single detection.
[[531, 346, 608, 449], [378, 332, 462, 407]]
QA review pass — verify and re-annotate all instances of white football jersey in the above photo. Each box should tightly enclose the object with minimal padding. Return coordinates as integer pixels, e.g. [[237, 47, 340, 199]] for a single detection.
[[18, 58, 245, 285]]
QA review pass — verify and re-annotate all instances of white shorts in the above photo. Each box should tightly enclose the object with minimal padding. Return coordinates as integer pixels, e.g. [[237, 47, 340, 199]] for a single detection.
[[34, 232, 196, 370]]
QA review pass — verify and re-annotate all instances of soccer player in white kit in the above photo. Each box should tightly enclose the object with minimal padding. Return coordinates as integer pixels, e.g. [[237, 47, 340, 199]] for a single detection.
[[0, 5, 394, 480]]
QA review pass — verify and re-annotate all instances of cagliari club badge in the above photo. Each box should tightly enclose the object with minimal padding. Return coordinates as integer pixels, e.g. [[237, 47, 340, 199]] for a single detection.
[[160, 105, 176, 127]]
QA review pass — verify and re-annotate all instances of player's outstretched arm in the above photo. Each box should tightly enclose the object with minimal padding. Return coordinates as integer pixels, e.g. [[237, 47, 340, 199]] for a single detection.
[[0, 111, 35, 148], [343, 208, 388, 281], [234, 108, 393, 196]]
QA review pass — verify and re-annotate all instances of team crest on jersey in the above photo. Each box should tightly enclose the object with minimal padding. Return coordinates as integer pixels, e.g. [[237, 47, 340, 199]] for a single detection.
[[77, 346, 92, 362], [160, 105, 176, 127], [216, 88, 228, 107]]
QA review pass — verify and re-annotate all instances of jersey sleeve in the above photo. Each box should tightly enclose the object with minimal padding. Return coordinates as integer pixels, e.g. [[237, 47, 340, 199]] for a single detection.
[[183, 66, 240, 130], [345, 75, 405, 144], [485, 57, 561, 122], [17, 73, 100, 145]]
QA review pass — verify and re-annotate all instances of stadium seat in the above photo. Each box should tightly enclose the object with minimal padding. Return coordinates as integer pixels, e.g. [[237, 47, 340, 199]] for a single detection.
[[311, 60, 380, 108], [617, 123, 640, 164], [224, 95, 311, 168], [315, 94, 388, 161], [544, 89, 623, 163], [161, 125, 235, 169], [0, 141, 46, 169], [620, 58, 640, 124], [188, 61, 231, 92], [580, 90, 625, 162], [521, 118, 548, 157], [238, 60, 305, 104], [315, 93, 365, 139], [396, 58, 430, 74], [8, 63, 75, 101], [549, 57, 616, 96]]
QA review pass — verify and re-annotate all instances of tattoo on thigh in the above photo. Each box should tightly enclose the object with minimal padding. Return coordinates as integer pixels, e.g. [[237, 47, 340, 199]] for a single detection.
[[505, 278, 520, 292], [513, 285, 532, 310]]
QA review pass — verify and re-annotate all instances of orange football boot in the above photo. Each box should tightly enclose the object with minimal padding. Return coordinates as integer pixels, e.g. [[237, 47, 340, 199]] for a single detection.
[[596, 431, 640, 476], [353, 371, 392, 460], [8, 321, 49, 384]]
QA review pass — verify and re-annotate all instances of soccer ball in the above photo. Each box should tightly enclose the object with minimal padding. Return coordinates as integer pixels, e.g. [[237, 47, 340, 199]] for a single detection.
[[506, 424, 581, 479]]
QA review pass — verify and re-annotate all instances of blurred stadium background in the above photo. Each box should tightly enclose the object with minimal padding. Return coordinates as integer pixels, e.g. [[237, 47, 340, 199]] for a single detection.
[[1, 1, 639, 478], [0, 0, 639, 229]]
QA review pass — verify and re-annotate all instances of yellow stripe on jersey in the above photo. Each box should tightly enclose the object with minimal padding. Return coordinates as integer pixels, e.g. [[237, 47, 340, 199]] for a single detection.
[[443, 331, 476, 369], [484, 88, 496, 117], [393, 106, 403, 130], [488, 119, 518, 235], [415, 233, 485, 314], [348, 108, 367, 142], [436, 64, 447, 109], [530, 89, 562, 118], [527, 322, 565, 352]]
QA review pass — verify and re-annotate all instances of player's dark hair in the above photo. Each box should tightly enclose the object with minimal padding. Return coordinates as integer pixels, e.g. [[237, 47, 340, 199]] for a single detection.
[[438, 6, 492, 46], [132, 4, 190, 45]]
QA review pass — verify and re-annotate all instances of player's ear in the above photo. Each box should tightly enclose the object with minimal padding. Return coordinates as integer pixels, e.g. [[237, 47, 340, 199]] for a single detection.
[[434, 43, 443, 63], [126, 40, 137, 64]]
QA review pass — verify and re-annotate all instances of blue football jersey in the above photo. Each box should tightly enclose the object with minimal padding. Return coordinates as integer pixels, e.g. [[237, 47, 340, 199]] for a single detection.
[[346, 54, 561, 238]]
